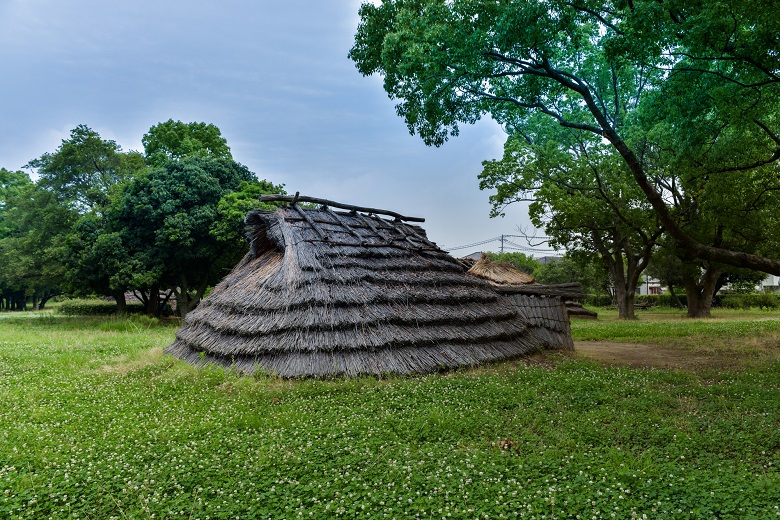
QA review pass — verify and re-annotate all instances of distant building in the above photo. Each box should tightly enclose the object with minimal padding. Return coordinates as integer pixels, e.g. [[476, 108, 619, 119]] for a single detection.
[[536, 255, 562, 265], [462, 251, 486, 261], [637, 277, 663, 295], [761, 275, 780, 293]]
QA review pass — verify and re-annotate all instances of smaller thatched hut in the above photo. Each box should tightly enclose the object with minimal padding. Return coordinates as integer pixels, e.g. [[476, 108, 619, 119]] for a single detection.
[[464, 254, 584, 350]]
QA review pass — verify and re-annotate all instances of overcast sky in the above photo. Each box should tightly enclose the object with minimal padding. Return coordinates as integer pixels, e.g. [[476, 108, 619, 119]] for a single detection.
[[0, 0, 553, 254]]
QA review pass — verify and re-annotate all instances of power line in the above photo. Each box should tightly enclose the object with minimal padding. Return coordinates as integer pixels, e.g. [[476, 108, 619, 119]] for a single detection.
[[443, 234, 560, 255], [444, 236, 502, 252]]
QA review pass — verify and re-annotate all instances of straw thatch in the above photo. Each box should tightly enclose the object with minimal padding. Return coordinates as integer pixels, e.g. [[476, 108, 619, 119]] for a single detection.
[[466, 254, 536, 285], [466, 254, 593, 321], [166, 197, 576, 377]]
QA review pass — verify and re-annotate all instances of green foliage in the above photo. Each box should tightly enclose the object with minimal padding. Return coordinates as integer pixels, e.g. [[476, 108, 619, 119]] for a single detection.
[[1, 316, 779, 517], [583, 294, 616, 308], [484, 251, 539, 275], [585, 292, 780, 311], [142, 119, 232, 167], [1, 121, 279, 315], [720, 270, 769, 295], [57, 298, 143, 316], [480, 131, 661, 318], [0, 169, 32, 237], [25, 125, 144, 212], [350, 0, 780, 275], [2, 126, 145, 306], [720, 293, 780, 310], [536, 255, 610, 295], [586, 293, 686, 308], [113, 156, 256, 316], [211, 179, 286, 245], [0, 181, 73, 304]]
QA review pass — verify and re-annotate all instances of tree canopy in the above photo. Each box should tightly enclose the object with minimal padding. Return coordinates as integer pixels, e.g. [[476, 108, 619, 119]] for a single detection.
[[1, 121, 283, 315], [26, 125, 144, 212], [350, 0, 780, 274], [480, 127, 663, 317], [111, 157, 282, 317], [142, 119, 233, 167]]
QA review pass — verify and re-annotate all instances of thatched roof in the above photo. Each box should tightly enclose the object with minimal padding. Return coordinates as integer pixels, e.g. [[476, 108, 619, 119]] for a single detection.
[[166, 196, 574, 378], [464, 254, 590, 320], [466, 254, 536, 285]]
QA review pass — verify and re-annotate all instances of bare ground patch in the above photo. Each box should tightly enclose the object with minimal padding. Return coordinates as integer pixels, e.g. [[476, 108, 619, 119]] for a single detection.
[[573, 341, 744, 370]]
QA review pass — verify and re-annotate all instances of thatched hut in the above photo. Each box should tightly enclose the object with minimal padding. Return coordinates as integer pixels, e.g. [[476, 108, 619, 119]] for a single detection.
[[464, 254, 580, 350], [465, 254, 595, 321], [166, 195, 576, 377]]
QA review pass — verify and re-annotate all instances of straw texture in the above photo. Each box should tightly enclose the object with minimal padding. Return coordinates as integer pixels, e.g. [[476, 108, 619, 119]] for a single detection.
[[166, 204, 575, 377], [467, 255, 536, 285]]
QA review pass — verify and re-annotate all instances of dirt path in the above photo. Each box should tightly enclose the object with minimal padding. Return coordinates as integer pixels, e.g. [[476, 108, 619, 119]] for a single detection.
[[573, 341, 716, 370]]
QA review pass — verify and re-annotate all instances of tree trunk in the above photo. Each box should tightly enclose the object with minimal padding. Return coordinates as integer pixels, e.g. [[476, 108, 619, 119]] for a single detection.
[[144, 283, 160, 316], [174, 276, 209, 320], [683, 266, 721, 318], [32, 294, 40, 311], [13, 293, 27, 311], [114, 291, 127, 314], [667, 283, 685, 309], [612, 281, 636, 319]]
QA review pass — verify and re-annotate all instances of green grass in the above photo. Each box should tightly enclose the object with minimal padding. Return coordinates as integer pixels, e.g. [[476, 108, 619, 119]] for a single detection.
[[574, 308, 780, 340], [573, 308, 780, 366], [1, 313, 779, 518]]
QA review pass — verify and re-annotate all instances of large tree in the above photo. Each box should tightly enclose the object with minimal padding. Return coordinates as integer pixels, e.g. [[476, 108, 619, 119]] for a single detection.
[[0, 169, 34, 309], [480, 124, 663, 318], [0, 182, 74, 310], [0, 169, 31, 238], [113, 157, 282, 318], [62, 213, 136, 312], [350, 0, 780, 274], [21, 126, 146, 307]]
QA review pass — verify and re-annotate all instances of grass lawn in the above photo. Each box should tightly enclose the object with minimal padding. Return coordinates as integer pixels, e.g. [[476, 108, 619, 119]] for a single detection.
[[0, 311, 779, 519]]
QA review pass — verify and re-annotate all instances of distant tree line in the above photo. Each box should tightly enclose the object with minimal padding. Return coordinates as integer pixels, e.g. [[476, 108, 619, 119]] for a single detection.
[[485, 249, 770, 317], [0, 120, 284, 318]]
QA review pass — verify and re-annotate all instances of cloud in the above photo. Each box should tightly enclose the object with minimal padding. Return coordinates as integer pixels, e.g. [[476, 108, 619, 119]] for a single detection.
[[0, 0, 544, 252]]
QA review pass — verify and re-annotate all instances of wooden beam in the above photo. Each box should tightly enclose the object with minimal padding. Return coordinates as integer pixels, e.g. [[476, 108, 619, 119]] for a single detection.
[[493, 283, 586, 299], [259, 194, 425, 222]]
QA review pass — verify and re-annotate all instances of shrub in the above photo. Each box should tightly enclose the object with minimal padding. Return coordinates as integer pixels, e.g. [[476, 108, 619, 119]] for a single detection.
[[584, 294, 689, 308], [720, 293, 780, 310], [635, 294, 688, 308], [57, 299, 144, 316], [584, 294, 613, 307]]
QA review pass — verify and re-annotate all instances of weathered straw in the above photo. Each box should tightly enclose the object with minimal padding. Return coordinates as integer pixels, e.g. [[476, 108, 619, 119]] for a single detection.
[[166, 204, 576, 377], [467, 255, 536, 285]]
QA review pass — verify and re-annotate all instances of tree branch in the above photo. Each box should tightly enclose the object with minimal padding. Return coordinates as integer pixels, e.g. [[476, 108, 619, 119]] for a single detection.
[[564, 2, 623, 34]]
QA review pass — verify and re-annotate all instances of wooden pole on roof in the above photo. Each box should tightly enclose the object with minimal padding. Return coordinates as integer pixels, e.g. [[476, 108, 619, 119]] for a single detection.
[[260, 193, 426, 223]]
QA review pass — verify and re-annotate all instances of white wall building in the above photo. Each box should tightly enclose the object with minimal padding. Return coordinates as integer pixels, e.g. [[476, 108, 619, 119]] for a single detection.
[[761, 275, 780, 293], [637, 277, 663, 295]]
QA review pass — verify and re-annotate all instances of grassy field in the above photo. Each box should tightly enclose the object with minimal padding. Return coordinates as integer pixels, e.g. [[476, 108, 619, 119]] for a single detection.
[[0, 311, 779, 519]]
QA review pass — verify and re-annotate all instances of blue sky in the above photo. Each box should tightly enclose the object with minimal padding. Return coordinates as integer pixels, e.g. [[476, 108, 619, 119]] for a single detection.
[[0, 0, 553, 254]]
